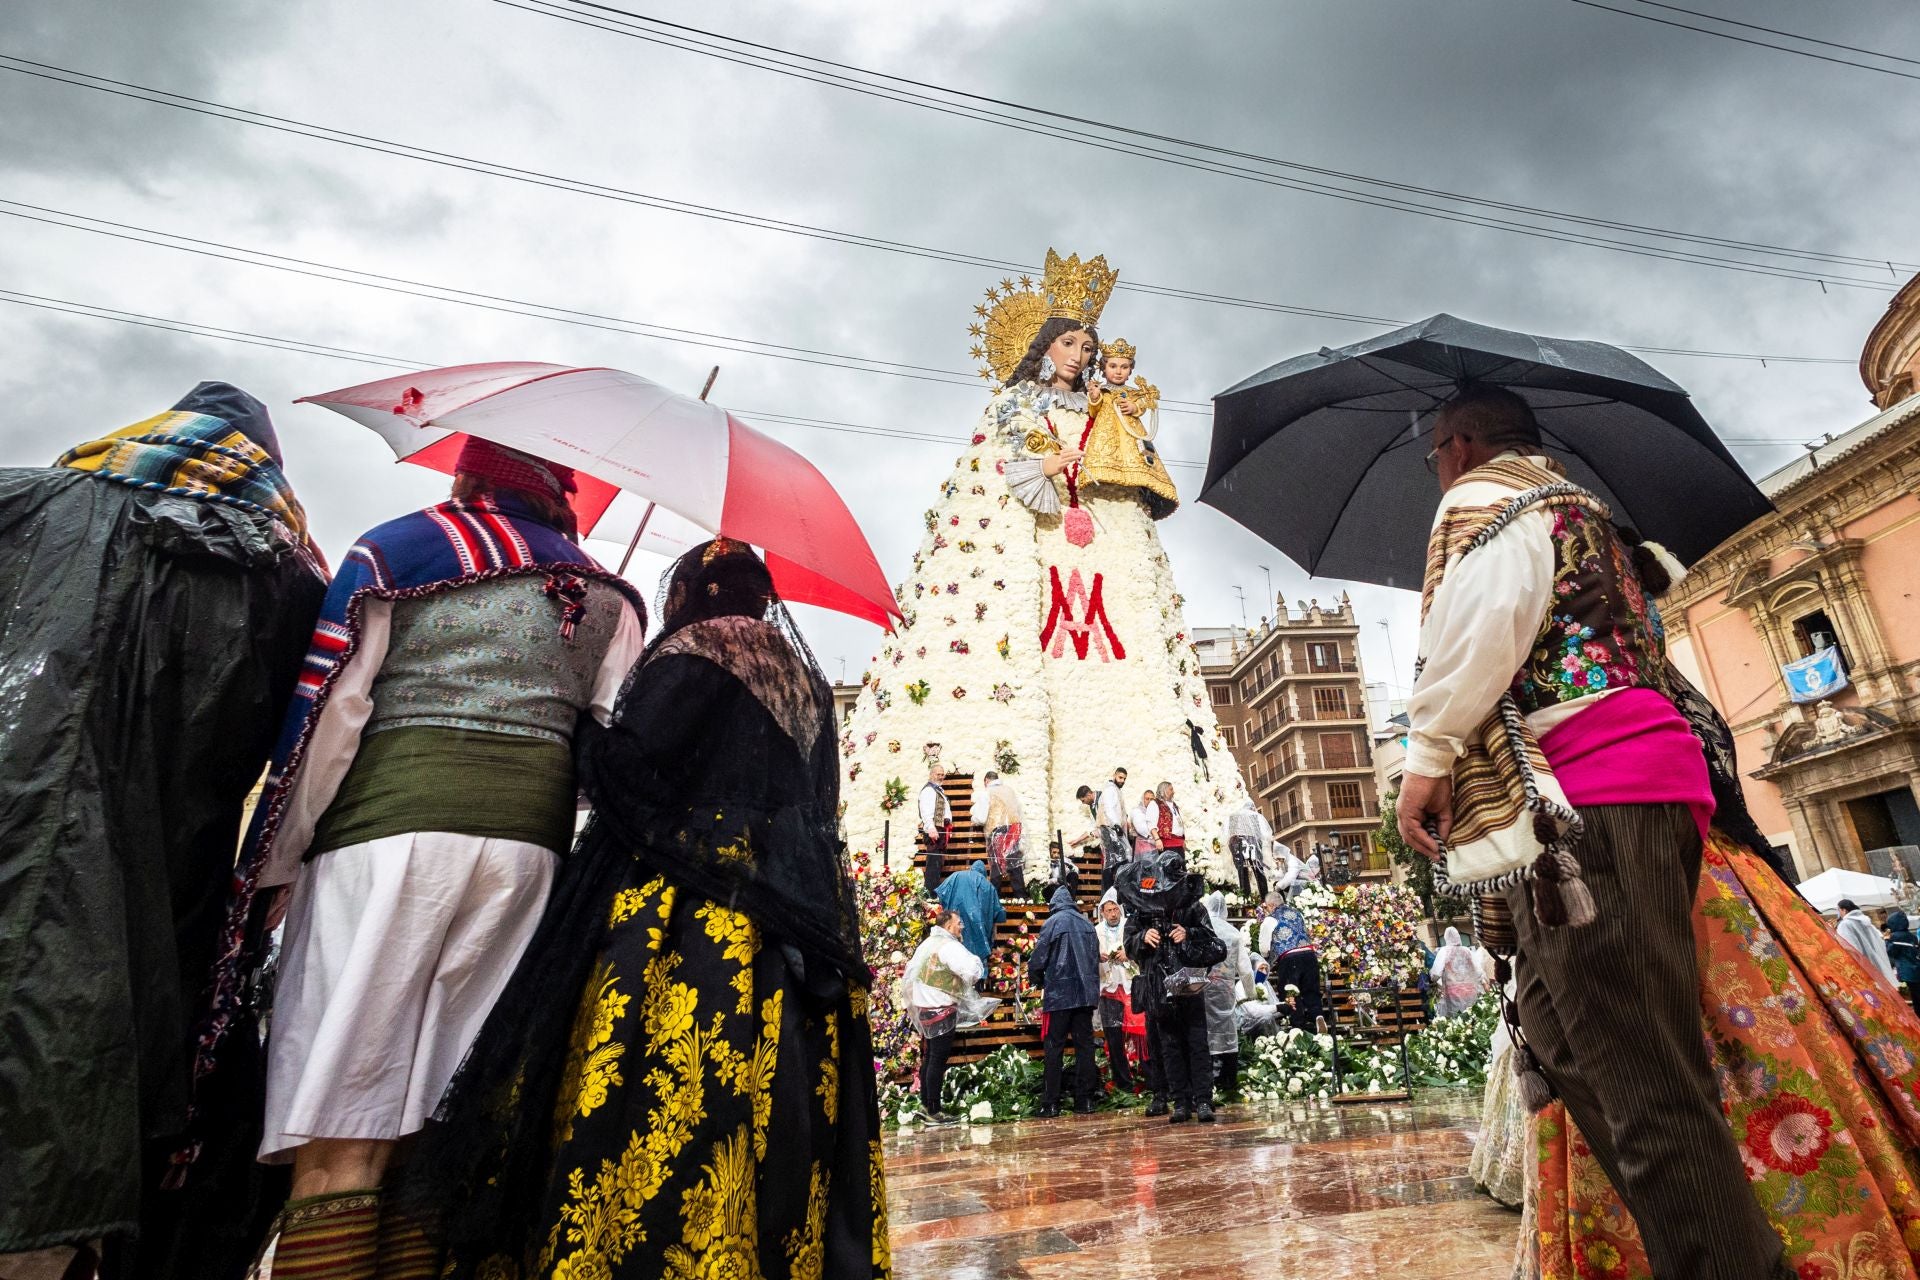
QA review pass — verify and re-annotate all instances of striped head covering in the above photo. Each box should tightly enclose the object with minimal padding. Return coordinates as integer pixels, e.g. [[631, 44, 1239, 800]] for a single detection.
[[56, 381, 308, 539], [455, 436, 577, 502]]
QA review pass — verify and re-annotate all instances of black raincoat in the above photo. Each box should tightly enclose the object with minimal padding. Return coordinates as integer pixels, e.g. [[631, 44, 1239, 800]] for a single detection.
[[0, 452, 323, 1261]]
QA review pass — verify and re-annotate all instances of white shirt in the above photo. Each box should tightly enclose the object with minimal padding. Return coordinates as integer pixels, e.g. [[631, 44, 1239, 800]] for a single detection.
[[1130, 801, 1161, 840], [906, 928, 984, 1009], [1095, 917, 1133, 994], [1097, 780, 1127, 827], [1257, 915, 1278, 958], [261, 594, 644, 888], [1404, 453, 1624, 779], [919, 781, 950, 840], [1837, 910, 1899, 987], [1158, 799, 1185, 839]]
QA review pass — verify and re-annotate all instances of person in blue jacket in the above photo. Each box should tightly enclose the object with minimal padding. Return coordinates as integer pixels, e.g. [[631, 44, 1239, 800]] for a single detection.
[[1886, 910, 1920, 1018], [1028, 885, 1102, 1117], [935, 859, 1005, 969]]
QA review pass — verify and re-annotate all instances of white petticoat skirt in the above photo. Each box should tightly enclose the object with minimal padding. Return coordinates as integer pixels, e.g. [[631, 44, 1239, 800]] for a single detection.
[[259, 832, 556, 1161]]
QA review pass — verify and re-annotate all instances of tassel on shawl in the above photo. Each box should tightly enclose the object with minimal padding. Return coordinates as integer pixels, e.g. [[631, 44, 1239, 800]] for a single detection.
[[544, 572, 589, 639], [1527, 842, 1597, 930], [1514, 1043, 1556, 1113]]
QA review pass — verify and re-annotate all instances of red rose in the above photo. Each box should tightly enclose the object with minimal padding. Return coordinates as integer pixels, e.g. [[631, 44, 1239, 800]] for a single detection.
[[1743, 1093, 1833, 1175]]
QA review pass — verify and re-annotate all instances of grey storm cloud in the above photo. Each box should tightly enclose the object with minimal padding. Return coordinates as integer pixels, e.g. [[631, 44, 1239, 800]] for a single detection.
[[3, 0, 1917, 682]]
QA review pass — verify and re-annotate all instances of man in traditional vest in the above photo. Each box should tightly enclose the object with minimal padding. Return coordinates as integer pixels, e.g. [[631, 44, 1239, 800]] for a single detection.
[[240, 438, 646, 1274], [1154, 781, 1186, 853], [1396, 385, 1787, 1280], [919, 762, 953, 892]]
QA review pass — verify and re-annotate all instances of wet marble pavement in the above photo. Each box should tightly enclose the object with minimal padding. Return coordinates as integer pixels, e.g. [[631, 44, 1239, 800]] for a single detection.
[[883, 1090, 1520, 1279]]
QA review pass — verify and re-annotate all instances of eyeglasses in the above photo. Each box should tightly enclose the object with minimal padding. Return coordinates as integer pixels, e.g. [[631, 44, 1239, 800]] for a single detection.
[[1423, 435, 1453, 474]]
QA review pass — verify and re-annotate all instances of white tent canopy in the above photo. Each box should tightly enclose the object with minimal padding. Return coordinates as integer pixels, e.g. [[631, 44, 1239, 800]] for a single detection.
[[1797, 867, 1903, 914]]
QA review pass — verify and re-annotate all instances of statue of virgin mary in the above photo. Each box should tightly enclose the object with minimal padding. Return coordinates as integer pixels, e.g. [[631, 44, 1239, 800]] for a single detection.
[[837, 249, 1251, 880]]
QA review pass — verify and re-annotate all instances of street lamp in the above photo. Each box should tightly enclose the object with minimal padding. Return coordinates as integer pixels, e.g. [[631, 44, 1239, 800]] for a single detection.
[[1322, 840, 1356, 887]]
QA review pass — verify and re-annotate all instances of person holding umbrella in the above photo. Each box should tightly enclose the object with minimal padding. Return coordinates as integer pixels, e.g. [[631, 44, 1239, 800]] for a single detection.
[[229, 438, 645, 1273], [1394, 385, 1787, 1280]]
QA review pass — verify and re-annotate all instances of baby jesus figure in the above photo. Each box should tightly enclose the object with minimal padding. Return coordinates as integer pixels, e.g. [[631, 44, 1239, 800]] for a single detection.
[[1083, 338, 1179, 518]]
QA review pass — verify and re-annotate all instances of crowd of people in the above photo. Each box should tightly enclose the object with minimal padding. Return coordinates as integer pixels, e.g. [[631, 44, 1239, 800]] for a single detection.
[[9, 322, 1920, 1280], [0, 387, 886, 1280], [902, 791, 1337, 1127]]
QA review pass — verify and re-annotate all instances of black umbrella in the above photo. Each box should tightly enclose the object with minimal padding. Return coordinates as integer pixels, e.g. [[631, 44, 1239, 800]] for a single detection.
[[1199, 313, 1772, 590]]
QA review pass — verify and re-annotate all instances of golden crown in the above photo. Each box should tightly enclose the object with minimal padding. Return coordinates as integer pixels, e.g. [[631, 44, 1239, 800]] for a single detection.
[[967, 247, 1118, 383], [1103, 338, 1137, 363]]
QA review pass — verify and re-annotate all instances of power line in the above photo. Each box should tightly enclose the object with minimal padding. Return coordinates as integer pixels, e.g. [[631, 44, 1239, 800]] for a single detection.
[[0, 198, 1855, 405], [0, 288, 428, 369], [1563, 0, 1920, 82], [502, 0, 1917, 281], [0, 288, 1825, 460], [1625, 0, 1920, 66], [0, 52, 1903, 296], [0, 200, 986, 388], [0, 198, 1215, 412], [0, 287, 1230, 462]]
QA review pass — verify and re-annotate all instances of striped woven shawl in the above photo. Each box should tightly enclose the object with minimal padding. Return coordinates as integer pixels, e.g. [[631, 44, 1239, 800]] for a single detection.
[[1418, 456, 1598, 907]]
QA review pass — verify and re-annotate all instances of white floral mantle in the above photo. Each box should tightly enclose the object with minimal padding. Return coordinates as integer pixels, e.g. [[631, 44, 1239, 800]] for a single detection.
[[837, 384, 1250, 878]]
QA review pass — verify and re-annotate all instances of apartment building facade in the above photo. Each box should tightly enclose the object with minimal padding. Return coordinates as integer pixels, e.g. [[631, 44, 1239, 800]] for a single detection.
[[1197, 600, 1387, 877]]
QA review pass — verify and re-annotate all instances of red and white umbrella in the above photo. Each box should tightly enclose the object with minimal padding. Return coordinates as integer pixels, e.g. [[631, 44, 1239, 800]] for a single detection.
[[298, 361, 901, 628]]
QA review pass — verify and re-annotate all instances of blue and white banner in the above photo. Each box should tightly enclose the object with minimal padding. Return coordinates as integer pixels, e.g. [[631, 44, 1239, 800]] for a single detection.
[[1783, 646, 1848, 704]]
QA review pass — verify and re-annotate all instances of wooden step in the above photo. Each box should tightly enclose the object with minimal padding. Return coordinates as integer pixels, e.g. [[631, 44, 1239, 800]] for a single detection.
[[1323, 984, 1427, 1034]]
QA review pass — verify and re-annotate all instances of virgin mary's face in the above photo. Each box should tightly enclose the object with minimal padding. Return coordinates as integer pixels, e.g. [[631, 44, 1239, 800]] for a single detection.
[[1046, 328, 1097, 386]]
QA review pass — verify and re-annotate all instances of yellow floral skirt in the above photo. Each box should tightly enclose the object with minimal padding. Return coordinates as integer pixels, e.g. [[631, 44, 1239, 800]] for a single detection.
[[478, 870, 890, 1280]]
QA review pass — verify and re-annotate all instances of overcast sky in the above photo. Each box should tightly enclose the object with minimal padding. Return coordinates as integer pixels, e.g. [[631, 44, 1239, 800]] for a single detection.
[[4, 0, 1915, 695]]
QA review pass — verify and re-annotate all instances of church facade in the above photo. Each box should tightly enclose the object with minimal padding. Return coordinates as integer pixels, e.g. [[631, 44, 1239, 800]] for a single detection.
[[1663, 283, 1920, 879]]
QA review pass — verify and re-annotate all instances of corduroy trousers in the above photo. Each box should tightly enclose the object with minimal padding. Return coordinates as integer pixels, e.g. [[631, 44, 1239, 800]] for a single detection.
[[1506, 803, 1787, 1280]]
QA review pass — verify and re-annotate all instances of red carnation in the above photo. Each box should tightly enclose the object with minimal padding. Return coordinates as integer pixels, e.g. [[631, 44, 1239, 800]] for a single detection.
[[1743, 1093, 1833, 1175]]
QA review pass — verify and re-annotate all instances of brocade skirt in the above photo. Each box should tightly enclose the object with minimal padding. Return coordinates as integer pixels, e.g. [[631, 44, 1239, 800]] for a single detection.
[[469, 867, 891, 1280], [1529, 834, 1920, 1277]]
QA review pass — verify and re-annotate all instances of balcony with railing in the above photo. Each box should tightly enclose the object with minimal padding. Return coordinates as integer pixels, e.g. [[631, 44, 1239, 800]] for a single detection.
[[1243, 663, 1287, 706], [1246, 706, 1293, 749]]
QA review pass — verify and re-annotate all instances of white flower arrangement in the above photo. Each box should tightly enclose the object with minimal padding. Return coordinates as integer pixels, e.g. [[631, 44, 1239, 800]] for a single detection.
[[837, 387, 1252, 877]]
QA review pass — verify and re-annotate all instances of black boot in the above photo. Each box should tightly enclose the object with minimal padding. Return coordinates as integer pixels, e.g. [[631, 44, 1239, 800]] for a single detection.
[[1169, 1105, 1191, 1124], [1195, 1102, 1216, 1124], [1144, 1098, 1169, 1117]]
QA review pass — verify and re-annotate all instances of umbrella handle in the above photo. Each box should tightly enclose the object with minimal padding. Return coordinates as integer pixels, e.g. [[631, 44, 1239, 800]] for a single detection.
[[617, 502, 656, 577], [613, 367, 716, 579]]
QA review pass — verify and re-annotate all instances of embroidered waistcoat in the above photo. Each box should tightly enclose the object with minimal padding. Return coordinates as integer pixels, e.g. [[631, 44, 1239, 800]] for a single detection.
[[366, 575, 625, 744], [1508, 501, 1669, 716]]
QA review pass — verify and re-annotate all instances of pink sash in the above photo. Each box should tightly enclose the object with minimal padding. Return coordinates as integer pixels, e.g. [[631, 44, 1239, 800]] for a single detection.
[[1537, 687, 1715, 838]]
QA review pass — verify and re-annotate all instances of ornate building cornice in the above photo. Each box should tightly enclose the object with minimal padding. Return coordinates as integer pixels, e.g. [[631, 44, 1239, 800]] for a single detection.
[[1862, 272, 1920, 410], [1665, 423, 1920, 618]]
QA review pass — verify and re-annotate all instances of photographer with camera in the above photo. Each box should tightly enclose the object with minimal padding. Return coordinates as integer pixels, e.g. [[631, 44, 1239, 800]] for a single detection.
[[1119, 849, 1226, 1124]]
